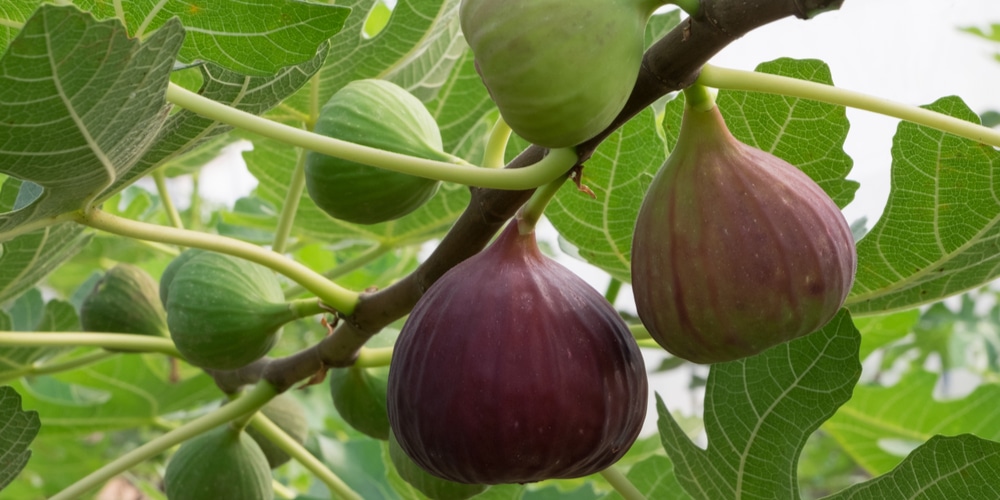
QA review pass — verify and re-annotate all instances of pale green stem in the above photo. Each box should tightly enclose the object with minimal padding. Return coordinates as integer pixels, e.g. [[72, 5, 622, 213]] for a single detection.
[[189, 171, 202, 231], [0, 350, 116, 384], [50, 382, 279, 500], [134, 238, 181, 257], [272, 147, 309, 254], [273, 480, 297, 500], [74, 209, 360, 315], [288, 297, 326, 319], [636, 339, 660, 349], [250, 413, 363, 500], [697, 64, 1000, 148], [166, 83, 576, 190], [516, 175, 569, 234], [152, 169, 185, 229], [682, 83, 717, 112], [282, 243, 390, 298], [483, 117, 513, 169], [604, 278, 623, 305], [0, 332, 180, 357], [599, 466, 646, 500], [629, 324, 652, 341], [309, 73, 321, 128], [355, 346, 393, 368]]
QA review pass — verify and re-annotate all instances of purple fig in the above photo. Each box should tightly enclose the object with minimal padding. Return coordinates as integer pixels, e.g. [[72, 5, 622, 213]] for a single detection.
[[387, 222, 647, 485], [631, 101, 857, 364]]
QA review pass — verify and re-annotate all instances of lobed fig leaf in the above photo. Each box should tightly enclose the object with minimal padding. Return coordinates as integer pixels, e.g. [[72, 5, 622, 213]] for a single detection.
[[305, 79, 450, 224], [245, 393, 309, 468], [329, 365, 390, 440], [164, 425, 273, 500], [631, 101, 857, 364], [389, 431, 487, 500], [80, 264, 168, 338], [387, 222, 648, 485], [164, 252, 295, 370], [460, 0, 664, 148]]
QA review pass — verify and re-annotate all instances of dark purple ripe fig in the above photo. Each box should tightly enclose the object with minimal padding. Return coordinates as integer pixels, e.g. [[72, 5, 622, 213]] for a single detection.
[[389, 431, 487, 500], [387, 222, 647, 485], [81, 264, 168, 338], [631, 101, 857, 364]]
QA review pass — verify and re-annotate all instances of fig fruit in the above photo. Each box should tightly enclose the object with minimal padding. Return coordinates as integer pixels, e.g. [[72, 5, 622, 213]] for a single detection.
[[389, 431, 487, 500], [80, 264, 168, 338], [305, 79, 450, 224], [631, 100, 857, 364], [164, 425, 273, 500], [329, 365, 390, 440], [245, 393, 309, 468], [164, 251, 315, 370], [460, 0, 664, 148], [387, 222, 648, 484], [158, 248, 204, 308]]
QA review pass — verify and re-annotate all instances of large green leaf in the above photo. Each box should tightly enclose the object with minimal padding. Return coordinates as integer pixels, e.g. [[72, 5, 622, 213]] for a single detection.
[[0, 5, 183, 240], [75, 0, 348, 75], [0, 289, 79, 379], [0, 386, 40, 491], [828, 434, 1000, 499], [0, 0, 39, 51], [847, 97, 1000, 314], [604, 454, 689, 500], [659, 310, 861, 499]]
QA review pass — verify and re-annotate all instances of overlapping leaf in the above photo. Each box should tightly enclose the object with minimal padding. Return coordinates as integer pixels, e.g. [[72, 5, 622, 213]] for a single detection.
[[0, 289, 79, 379], [847, 97, 1000, 314], [0, 386, 40, 490], [0, 0, 39, 50], [659, 310, 861, 499]]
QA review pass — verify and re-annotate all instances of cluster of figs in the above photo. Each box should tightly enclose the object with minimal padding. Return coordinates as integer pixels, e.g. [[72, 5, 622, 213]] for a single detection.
[[76, 0, 857, 496]]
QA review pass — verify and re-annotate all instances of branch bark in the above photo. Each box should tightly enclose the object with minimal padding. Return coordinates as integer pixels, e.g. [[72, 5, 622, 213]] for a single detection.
[[225, 0, 846, 393]]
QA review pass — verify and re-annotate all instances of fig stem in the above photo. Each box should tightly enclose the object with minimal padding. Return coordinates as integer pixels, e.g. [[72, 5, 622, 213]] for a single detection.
[[152, 169, 185, 230], [166, 83, 573, 190], [697, 64, 1000, 148], [74, 208, 361, 315], [281, 243, 392, 298], [516, 150, 576, 233], [0, 349, 115, 384], [272, 147, 309, 254], [484, 116, 513, 169], [250, 413, 363, 500], [288, 297, 327, 319], [50, 381, 279, 500], [681, 83, 717, 112], [355, 346, 393, 367], [0, 332, 181, 357], [598, 466, 647, 500]]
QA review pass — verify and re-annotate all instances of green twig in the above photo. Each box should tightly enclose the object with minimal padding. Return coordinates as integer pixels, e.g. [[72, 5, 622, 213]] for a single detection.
[[0, 332, 180, 357], [166, 83, 576, 190], [355, 346, 393, 368], [189, 171, 202, 231], [250, 413, 363, 500], [272, 147, 309, 254], [516, 172, 570, 234], [599, 466, 646, 500], [697, 64, 1000, 148], [483, 117, 512, 168], [152, 169, 185, 229], [74, 209, 361, 315], [0, 349, 116, 384], [604, 278, 623, 305], [51, 382, 279, 500]]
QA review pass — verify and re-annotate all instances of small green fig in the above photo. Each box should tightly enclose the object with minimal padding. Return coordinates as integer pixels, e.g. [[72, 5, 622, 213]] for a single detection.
[[159, 248, 204, 308], [389, 431, 487, 500], [245, 393, 309, 468], [80, 264, 168, 338], [460, 0, 664, 148], [631, 100, 857, 364], [305, 79, 450, 224], [329, 365, 389, 440], [164, 252, 304, 370], [164, 425, 273, 500]]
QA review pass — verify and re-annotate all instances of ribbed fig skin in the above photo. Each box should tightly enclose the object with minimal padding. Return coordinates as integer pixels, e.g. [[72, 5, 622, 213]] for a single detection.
[[388, 223, 647, 484], [81, 264, 168, 338], [631, 104, 857, 364], [164, 425, 273, 500]]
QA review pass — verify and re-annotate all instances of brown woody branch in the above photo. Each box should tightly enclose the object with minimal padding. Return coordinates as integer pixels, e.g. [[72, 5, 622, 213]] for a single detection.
[[219, 0, 846, 393]]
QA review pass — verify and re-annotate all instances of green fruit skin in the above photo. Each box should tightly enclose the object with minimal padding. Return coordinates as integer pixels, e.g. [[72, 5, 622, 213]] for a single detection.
[[245, 393, 309, 468], [159, 248, 205, 308], [389, 431, 487, 500], [80, 264, 168, 338], [329, 365, 390, 440], [166, 252, 293, 370], [164, 425, 273, 500], [460, 0, 661, 148], [305, 79, 450, 225], [631, 104, 857, 364]]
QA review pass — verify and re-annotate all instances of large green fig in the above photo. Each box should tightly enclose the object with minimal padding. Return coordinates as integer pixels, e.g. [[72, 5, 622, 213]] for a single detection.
[[389, 431, 487, 500], [631, 99, 857, 364], [245, 393, 309, 468], [460, 0, 664, 148], [80, 264, 168, 338], [329, 365, 389, 440], [159, 248, 204, 308], [164, 252, 315, 370], [305, 79, 450, 224], [164, 425, 273, 500], [388, 222, 647, 484]]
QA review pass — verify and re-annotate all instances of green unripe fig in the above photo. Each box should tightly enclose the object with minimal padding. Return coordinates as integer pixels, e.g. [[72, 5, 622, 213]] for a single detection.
[[164, 425, 273, 500], [159, 248, 205, 308], [631, 100, 857, 364], [80, 264, 168, 338], [329, 365, 389, 440], [305, 79, 450, 224], [245, 393, 309, 468], [165, 252, 305, 370], [460, 0, 664, 148], [389, 431, 487, 500]]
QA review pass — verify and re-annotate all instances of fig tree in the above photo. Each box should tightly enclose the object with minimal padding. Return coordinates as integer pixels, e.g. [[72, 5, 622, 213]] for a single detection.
[[245, 393, 309, 468], [631, 98, 857, 364], [389, 431, 487, 500], [460, 0, 665, 148], [80, 264, 168, 338], [329, 365, 390, 440], [164, 425, 273, 500], [387, 222, 648, 484], [305, 79, 450, 224]]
